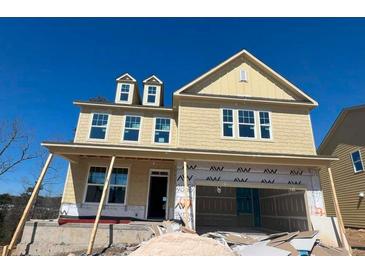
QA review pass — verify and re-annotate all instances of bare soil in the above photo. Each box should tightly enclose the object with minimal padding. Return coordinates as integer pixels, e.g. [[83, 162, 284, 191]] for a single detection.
[[345, 228, 365, 256], [130, 232, 234, 256]]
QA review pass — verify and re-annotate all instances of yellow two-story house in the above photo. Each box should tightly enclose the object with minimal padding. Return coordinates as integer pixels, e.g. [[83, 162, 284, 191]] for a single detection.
[[43, 50, 334, 232]]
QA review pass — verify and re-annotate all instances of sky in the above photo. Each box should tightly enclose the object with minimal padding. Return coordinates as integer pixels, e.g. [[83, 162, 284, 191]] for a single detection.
[[0, 18, 364, 196]]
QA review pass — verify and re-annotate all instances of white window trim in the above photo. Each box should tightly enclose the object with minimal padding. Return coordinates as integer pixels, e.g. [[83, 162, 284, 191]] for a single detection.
[[258, 111, 273, 141], [146, 86, 157, 104], [115, 83, 133, 104], [87, 112, 110, 142], [221, 108, 235, 139], [119, 84, 131, 102], [121, 114, 143, 143], [351, 150, 364, 174], [152, 117, 172, 145], [220, 108, 273, 142], [143, 85, 160, 106], [82, 164, 130, 206], [237, 109, 257, 140], [145, 169, 170, 219]]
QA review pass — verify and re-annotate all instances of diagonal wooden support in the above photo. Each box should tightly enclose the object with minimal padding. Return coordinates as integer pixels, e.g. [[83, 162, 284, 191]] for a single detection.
[[4, 153, 54, 256], [328, 166, 352, 255], [87, 156, 116, 255]]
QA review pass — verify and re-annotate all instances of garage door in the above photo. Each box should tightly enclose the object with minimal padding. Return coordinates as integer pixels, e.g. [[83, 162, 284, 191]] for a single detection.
[[195, 185, 309, 232]]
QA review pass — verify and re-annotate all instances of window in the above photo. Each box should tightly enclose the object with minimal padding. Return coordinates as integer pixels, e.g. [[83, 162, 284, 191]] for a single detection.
[[89, 113, 108, 139], [123, 115, 141, 141], [351, 150, 364, 173], [120, 84, 130, 101], [222, 109, 234, 137], [259, 111, 271, 139], [238, 110, 255, 138], [108, 168, 128, 204], [85, 167, 128, 204], [147, 86, 157, 103], [154, 118, 170, 143]]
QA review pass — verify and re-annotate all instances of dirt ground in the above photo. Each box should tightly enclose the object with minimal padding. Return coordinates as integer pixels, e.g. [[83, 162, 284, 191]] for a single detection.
[[345, 228, 365, 256]]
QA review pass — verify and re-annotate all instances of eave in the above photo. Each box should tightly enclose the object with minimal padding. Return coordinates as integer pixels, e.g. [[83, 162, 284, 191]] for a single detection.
[[73, 100, 174, 112], [174, 93, 317, 110], [42, 141, 337, 168]]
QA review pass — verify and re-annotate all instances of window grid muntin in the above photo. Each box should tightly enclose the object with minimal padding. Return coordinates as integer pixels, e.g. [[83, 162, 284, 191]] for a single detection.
[[120, 84, 130, 101], [222, 109, 234, 137], [238, 110, 255, 138], [90, 113, 109, 139], [259, 111, 271, 139], [85, 166, 128, 204], [154, 118, 171, 143], [123, 115, 141, 141]]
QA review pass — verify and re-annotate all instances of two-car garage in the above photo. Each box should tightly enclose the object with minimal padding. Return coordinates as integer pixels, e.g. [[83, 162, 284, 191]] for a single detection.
[[195, 185, 310, 233]]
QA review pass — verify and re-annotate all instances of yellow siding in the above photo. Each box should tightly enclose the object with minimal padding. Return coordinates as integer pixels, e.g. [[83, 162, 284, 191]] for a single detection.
[[177, 100, 316, 155], [62, 157, 176, 208], [74, 106, 177, 147], [189, 58, 303, 101], [319, 144, 365, 228]]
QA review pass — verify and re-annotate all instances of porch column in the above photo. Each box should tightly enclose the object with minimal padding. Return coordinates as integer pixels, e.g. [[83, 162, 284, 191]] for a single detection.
[[328, 166, 352, 254], [183, 161, 191, 228], [87, 155, 116, 255], [4, 153, 54, 256]]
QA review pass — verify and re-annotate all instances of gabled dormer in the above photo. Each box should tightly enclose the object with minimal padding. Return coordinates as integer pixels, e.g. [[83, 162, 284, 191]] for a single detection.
[[115, 73, 140, 105], [142, 75, 163, 107]]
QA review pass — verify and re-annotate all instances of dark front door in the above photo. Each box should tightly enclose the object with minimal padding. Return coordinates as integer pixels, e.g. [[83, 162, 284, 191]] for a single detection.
[[147, 176, 168, 219]]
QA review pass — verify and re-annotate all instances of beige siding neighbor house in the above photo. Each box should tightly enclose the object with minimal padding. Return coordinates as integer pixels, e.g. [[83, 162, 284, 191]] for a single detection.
[[42, 50, 335, 232], [318, 105, 365, 229]]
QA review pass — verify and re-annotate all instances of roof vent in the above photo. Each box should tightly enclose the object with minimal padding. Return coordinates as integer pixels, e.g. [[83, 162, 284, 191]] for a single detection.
[[239, 69, 248, 82]]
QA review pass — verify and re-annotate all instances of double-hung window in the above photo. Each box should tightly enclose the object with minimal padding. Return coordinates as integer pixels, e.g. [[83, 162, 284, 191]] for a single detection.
[[147, 86, 157, 103], [120, 84, 130, 102], [85, 167, 128, 204], [238, 110, 255, 138], [259, 111, 271, 139], [351, 150, 364, 173], [154, 118, 171, 144], [123, 115, 141, 141], [222, 109, 234, 137], [89, 113, 109, 140]]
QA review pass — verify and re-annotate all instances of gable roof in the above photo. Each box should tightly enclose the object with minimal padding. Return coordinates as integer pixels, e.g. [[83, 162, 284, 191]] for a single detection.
[[143, 75, 163, 85], [116, 73, 136, 82], [318, 104, 365, 153], [174, 49, 318, 106]]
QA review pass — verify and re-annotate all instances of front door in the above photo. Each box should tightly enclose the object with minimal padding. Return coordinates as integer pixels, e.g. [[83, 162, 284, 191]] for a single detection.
[[147, 173, 168, 219]]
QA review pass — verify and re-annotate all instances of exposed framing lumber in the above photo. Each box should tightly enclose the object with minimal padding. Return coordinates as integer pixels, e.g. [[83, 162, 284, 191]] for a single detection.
[[183, 161, 190, 228], [328, 167, 352, 255], [3, 153, 54, 256], [86, 156, 116, 255]]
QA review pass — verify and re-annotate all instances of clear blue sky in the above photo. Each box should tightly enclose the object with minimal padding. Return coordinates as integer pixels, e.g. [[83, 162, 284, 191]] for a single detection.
[[0, 18, 364, 196]]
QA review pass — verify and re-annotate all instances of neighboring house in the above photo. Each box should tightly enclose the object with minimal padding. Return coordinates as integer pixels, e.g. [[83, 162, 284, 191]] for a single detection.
[[42, 50, 335, 232], [318, 105, 365, 229]]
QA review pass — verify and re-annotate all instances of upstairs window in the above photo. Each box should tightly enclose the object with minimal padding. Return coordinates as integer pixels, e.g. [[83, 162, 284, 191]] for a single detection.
[[351, 150, 364, 173], [89, 113, 108, 139], [154, 118, 171, 144], [259, 111, 271, 139], [147, 86, 157, 103], [123, 115, 141, 142], [120, 84, 130, 102], [222, 109, 234, 137], [238, 110, 255, 138], [85, 167, 128, 204]]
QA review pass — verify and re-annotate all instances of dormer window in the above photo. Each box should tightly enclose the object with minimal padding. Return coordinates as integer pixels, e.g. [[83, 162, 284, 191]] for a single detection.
[[147, 86, 157, 103], [142, 75, 163, 107], [115, 73, 140, 105], [120, 84, 130, 102]]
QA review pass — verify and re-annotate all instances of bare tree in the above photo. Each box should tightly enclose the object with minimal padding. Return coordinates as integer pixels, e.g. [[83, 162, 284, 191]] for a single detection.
[[0, 120, 39, 177]]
